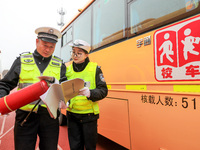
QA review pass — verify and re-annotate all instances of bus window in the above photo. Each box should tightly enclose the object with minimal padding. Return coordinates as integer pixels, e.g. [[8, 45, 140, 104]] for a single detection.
[[73, 8, 91, 47], [60, 27, 73, 62], [61, 43, 72, 63], [66, 27, 73, 44], [92, 0, 126, 50], [62, 32, 67, 47], [62, 27, 73, 47], [129, 0, 200, 36]]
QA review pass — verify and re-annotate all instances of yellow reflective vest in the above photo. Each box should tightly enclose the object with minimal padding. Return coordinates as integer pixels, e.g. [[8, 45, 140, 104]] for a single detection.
[[19, 53, 62, 111], [66, 62, 100, 115]]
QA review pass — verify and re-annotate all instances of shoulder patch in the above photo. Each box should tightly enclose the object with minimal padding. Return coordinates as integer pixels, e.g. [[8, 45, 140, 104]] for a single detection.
[[99, 73, 105, 82]]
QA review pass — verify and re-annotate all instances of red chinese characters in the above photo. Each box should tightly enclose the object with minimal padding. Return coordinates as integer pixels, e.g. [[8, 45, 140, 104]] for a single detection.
[[154, 15, 200, 81]]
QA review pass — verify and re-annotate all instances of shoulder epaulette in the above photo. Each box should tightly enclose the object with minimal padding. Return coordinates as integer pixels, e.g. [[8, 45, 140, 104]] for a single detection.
[[19, 52, 31, 56], [53, 55, 62, 60], [52, 55, 63, 63]]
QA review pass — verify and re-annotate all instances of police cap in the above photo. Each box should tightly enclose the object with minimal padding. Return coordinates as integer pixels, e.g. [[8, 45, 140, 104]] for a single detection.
[[35, 27, 62, 43]]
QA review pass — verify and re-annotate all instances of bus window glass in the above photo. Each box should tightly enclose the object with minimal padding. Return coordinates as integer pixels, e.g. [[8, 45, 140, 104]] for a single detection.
[[74, 9, 91, 46], [54, 39, 61, 57], [66, 27, 72, 44], [61, 45, 72, 62], [92, 0, 126, 50], [129, 0, 199, 36], [60, 27, 73, 62], [62, 32, 67, 46]]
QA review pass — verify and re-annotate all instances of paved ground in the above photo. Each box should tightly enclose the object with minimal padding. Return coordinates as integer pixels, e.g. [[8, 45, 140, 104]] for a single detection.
[[0, 112, 127, 150]]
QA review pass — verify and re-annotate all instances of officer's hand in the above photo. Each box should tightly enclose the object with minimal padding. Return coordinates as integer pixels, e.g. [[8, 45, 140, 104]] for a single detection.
[[38, 76, 59, 84], [79, 87, 90, 98], [52, 78, 59, 84], [59, 100, 68, 109], [48, 78, 59, 86]]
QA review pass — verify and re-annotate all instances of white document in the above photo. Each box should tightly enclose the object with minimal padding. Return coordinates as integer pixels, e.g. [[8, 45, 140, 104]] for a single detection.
[[39, 77, 85, 119]]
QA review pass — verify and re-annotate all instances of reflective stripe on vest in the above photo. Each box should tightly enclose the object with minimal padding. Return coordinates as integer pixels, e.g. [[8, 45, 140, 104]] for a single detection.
[[19, 53, 62, 111], [66, 62, 100, 115]]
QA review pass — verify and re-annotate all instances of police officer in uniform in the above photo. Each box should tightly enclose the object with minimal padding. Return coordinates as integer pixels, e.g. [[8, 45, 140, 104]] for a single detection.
[[0, 27, 67, 150], [66, 39, 108, 150]]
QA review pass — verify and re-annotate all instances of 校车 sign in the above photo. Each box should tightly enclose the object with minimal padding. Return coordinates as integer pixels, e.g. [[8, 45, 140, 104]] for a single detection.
[[154, 15, 200, 81]]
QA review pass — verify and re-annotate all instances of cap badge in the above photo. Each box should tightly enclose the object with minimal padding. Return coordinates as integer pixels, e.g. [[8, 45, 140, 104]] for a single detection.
[[74, 40, 84, 46], [48, 29, 54, 34]]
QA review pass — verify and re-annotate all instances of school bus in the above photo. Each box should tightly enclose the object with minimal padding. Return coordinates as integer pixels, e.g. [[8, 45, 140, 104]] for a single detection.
[[57, 0, 200, 149]]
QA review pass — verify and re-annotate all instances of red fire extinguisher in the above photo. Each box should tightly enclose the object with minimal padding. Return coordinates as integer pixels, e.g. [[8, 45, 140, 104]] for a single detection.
[[0, 80, 49, 115]]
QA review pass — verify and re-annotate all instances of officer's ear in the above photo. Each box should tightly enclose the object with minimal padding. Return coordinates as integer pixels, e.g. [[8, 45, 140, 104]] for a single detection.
[[36, 39, 40, 46]]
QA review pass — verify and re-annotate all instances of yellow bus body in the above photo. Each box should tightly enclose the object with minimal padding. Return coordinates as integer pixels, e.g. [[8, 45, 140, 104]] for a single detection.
[[88, 23, 200, 150], [59, 0, 200, 149]]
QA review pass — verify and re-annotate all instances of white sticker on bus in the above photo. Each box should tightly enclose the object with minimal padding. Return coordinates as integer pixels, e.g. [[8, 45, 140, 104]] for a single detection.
[[154, 15, 200, 81]]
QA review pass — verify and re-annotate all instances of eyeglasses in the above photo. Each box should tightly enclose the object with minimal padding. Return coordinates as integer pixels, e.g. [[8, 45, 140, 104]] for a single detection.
[[70, 51, 83, 58]]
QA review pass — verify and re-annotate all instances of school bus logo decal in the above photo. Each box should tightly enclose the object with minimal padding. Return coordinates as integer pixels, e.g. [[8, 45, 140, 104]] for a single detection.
[[154, 15, 200, 81]]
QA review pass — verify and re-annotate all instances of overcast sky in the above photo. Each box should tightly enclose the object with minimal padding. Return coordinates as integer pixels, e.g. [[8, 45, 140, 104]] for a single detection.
[[0, 0, 90, 71]]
